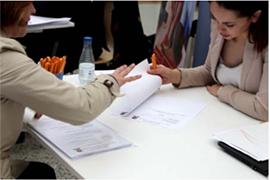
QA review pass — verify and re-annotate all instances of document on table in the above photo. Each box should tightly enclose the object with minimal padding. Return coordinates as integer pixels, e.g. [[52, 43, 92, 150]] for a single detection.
[[62, 64, 205, 129], [125, 94, 206, 129], [28, 116, 132, 159], [63, 60, 162, 117], [213, 122, 268, 161], [108, 60, 162, 117]]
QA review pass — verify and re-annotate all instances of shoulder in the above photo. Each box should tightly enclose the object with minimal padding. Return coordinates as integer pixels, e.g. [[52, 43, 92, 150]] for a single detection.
[[0, 36, 31, 67], [209, 20, 219, 42], [208, 20, 222, 49], [244, 41, 268, 65], [0, 37, 33, 67], [0, 37, 26, 54], [262, 47, 268, 63], [1, 47, 33, 71], [0, 39, 37, 80]]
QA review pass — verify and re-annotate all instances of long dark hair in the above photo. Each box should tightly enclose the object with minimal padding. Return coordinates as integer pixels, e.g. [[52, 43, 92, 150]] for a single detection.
[[216, 1, 268, 53]]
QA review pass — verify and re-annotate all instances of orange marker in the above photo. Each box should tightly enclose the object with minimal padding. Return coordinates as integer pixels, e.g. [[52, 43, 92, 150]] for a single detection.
[[151, 53, 157, 69]]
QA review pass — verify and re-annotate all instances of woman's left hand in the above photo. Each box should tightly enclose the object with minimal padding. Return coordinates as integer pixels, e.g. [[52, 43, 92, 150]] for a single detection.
[[206, 84, 223, 97]]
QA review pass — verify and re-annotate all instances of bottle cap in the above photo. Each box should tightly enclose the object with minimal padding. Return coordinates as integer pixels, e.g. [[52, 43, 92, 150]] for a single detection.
[[84, 36, 92, 44]]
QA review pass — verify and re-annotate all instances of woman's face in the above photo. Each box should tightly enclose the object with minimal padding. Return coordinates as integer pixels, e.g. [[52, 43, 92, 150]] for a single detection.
[[8, 2, 36, 37], [210, 2, 252, 40]]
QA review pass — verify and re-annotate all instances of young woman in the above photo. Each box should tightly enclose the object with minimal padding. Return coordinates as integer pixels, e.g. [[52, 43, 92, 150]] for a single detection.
[[0, 1, 141, 178], [148, 1, 268, 121]]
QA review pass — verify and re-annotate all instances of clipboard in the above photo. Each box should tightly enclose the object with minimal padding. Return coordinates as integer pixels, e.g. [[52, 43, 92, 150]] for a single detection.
[[218, 141, 268, 176]]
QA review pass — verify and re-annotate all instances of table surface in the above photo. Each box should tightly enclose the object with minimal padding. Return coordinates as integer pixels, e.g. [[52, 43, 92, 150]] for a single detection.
[[25, 74, 266, 179]]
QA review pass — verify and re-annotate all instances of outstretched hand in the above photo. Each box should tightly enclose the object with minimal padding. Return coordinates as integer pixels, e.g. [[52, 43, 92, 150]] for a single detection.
[[112, 64, 141, 87]]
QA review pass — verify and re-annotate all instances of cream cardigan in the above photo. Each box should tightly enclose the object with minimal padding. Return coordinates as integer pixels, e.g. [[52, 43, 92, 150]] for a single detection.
[[177, 29, 268, 121]]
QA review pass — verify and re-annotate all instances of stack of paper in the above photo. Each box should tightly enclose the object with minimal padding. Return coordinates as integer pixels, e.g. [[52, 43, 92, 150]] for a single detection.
[[27, 15, 74, 33], [213, 122, 268, 161], [28, 116, 131, 159]]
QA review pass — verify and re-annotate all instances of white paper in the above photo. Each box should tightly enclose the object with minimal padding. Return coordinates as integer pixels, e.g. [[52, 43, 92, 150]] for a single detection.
[[27, 15, 74, 32], [108, 60, 162, 116], [63, 74, 80, 87], [28, 116, 132, 159], [126, 94, 206, 129], [28, 15, 71, 26], [213, 122, 268, 161]]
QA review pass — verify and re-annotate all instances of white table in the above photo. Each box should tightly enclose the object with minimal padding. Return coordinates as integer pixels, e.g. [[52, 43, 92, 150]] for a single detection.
[[25, 76, 266, 179]]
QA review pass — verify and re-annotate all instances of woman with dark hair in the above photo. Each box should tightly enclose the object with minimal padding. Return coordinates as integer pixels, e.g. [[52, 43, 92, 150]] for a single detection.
[[0, 1, 140, 178], [148, 1, 268, 121]]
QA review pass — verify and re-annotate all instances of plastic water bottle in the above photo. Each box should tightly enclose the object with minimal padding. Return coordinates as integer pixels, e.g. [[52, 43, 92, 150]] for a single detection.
[[79, 36, 96, 85]]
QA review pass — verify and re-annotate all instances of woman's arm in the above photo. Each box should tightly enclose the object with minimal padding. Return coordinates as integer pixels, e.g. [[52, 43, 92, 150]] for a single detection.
[[1, 52, 124, 125], [217, 52, 268, 121]]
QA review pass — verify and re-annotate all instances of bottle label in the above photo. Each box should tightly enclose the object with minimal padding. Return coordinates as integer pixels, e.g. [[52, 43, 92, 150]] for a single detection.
[[79, 63, 96, 85]]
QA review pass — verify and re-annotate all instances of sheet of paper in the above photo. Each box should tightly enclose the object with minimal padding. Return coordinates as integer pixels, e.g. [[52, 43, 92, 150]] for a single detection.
[[63, 74, 80, 87], [108, 60, 162, 116], [28, 116, 131, 159], [28, 15, 71, 26], [27, 15, 74, 32], [213, 122, 268, 161], [125, 93, 206, 129]]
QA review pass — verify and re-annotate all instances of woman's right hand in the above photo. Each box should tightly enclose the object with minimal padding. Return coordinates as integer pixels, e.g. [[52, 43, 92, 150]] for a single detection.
[[147, 64, 181, 85], [112, 64, 141, 87]]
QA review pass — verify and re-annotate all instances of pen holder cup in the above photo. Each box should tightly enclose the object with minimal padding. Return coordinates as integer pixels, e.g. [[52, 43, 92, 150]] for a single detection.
[[55, 72, 64, 80], [39, 56, 67, 80]]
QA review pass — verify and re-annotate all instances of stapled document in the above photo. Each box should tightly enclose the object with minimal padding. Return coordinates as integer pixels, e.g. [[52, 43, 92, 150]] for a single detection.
[[28, 116, 132, 159]]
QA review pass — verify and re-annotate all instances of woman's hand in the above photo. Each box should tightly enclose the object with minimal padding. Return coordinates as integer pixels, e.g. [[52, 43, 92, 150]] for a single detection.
[[147, 64, 181, 85], [112, 64, 141, 87], [206, 84, 223, 97]]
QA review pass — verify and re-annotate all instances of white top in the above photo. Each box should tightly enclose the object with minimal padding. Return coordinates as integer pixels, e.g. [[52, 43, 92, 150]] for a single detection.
[[216, 58, 242, 88]]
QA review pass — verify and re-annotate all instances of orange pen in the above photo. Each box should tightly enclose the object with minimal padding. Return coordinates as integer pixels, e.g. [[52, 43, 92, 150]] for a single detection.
[[151, 53, 157, 69]]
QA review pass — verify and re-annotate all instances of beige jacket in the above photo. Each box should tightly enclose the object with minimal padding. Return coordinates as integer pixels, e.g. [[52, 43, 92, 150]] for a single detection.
[[177, 29, 268, 121], [0, 36, 120, 178]]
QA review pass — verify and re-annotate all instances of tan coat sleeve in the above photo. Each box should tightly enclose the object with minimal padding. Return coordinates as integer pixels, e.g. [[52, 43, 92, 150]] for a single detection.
[[217, 51, 268, 121], [1, 51, 119, 125]]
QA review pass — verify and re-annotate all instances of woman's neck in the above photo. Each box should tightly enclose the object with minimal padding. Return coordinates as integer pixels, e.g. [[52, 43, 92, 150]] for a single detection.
[[232, 31, 248, 43]]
